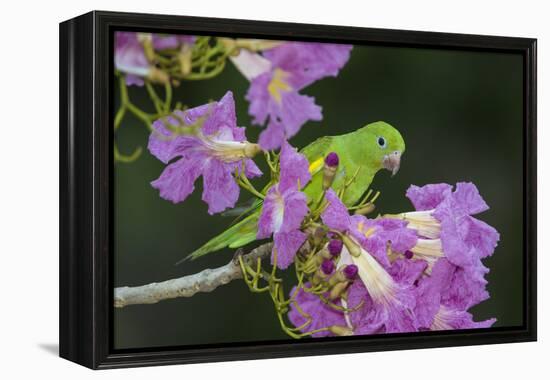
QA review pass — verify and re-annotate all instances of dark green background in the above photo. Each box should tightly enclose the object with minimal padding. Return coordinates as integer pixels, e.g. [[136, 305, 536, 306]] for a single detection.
[[114, 41, 524, 349]]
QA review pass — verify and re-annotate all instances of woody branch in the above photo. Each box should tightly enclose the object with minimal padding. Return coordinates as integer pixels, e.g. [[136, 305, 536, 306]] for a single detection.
[[114, 243, 273, 308]]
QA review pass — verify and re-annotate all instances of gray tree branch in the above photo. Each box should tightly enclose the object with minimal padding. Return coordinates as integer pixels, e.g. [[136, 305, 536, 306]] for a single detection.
[[114, 242, 273, 308]]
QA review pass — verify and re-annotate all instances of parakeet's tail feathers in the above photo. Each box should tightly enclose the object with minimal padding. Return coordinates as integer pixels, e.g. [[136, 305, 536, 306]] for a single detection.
[[220, 197, 258, 217], [181, 213, 260, 263], [226, 198, 263, 227]]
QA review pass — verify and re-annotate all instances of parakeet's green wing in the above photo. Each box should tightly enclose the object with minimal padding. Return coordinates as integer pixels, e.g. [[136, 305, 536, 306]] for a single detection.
[[183, 212, 260, 262], [300, 136, 334, 163]]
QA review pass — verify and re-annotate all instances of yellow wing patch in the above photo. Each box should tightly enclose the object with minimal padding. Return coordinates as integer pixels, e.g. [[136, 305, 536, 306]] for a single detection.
[[308, 157, 324, 175]]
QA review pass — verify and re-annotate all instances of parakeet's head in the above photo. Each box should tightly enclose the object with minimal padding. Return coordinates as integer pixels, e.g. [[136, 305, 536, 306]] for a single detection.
[[361, 121, 405, 176]]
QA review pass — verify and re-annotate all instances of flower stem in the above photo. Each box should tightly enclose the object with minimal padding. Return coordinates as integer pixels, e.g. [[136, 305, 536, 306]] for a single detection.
[[348, 190, 381, 210], [114, 144, 142, 163], [114, 105, 126, 131], [236, 164, 265, 199], [164, 81, 172, 113], [144, 81, 165, 114]]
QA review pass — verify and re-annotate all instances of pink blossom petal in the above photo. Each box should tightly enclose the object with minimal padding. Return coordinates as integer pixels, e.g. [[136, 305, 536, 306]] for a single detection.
[[441, 261, 490, 310], [263, 42, 353, 89], [151, 154, 204, 204], [465, 217, 500, 259], [245, 72, 271, 126], [280, 189, 309, 233], [389, 258, 427, 286], [152, 34, 181, 50], [272, 230, 307, 269], [125, 74, 145, 86], [271, 91, 322, 137], [413, 258, 454, 329], [114, 32, 150, 78], [243, 159, 263, 178], [406, 183, 453, 211], [347, 280, 417, 334], [432, 307, 496, 330], [257, 121, 286, 151], [202, 91, 239, 137], [257, 186, 283, 239], [148, 119, 198, 164], [230, 50, 272, 81], [279, 141, 311, 191], [321, 189, 351, 232], [201, 159, 240, 215], [452, 182, 489, 215], [288, 285, 347, 337], [357, 218, 418, 269]]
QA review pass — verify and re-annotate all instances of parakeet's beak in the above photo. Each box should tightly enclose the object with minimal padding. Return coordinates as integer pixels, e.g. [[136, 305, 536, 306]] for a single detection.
[[382, 151, 402, 176]]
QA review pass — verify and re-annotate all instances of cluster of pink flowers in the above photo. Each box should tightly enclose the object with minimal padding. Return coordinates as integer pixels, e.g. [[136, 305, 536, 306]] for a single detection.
[[287, 182, 499, 336]]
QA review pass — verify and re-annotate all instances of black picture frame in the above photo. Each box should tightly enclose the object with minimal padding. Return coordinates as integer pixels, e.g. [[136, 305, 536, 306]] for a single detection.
[[59, 10, 537, 369]]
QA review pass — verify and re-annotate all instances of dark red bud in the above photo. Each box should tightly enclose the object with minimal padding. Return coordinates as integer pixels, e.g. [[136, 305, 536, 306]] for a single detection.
[[343, 264, 358, 280], [328, 239, 343, 257], [321, 259, 336, 275], [325, 152, 339, 167]]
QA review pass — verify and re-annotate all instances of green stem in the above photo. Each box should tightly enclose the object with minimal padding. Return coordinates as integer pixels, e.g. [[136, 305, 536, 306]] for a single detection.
[[182, 60, 227, 80], [164, 81, 172, 113], [114, 144, 142, 163], [236, 164, 265, 199], [114, 105, 126, 131], [125, 102, 155, 131], [145, 81, 164, 114], [264, 151, 278, 175], [347, 190, 381, 210], [118, 75, 157, 131], [119, 75, 129, 104]]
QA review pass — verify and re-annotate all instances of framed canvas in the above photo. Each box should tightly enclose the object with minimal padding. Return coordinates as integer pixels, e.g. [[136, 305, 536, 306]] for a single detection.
[[59, 11, 537, 369]]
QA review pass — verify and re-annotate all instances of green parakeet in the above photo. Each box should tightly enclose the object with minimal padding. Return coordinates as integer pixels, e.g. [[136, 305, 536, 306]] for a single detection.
[[185, 121, 405, 261]]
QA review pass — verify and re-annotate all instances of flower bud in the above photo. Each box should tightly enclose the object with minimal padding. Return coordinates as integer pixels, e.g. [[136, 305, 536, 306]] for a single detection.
[[137, 33, 155, 62], [178, 49, 193, 76], [147, 67, 170, 84], [354, 203, 376, 215], [328, 325, 354, 336], [236, 39, 283, 51], [218, 38, 243, 56], [322, 152, 339, 190], [320, 259, 335, 275], [218, 37, 237, 51], [312, 248, 330, 265], [341, 235, 362, 257], [329, 281, 349, 300], [328, 270, 347, 287], [328, 239, 343, 257], [343, 264, 359, 280], [312, 259, 335, 285]]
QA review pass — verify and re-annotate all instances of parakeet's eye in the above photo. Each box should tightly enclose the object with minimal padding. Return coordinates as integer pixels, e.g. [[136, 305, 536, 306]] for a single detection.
[[377, 136, 387, 148]]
